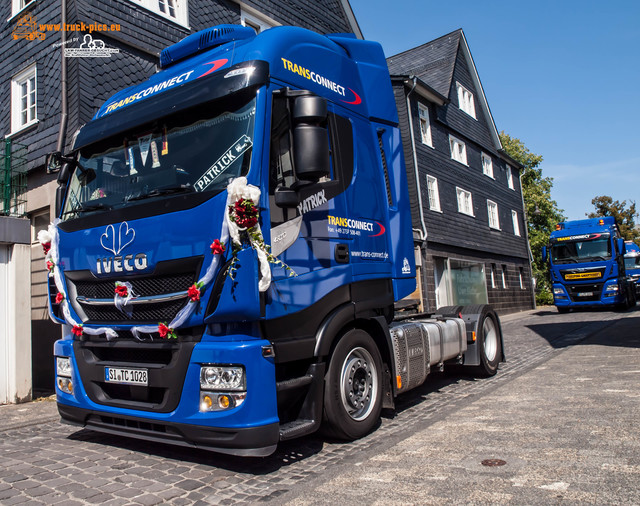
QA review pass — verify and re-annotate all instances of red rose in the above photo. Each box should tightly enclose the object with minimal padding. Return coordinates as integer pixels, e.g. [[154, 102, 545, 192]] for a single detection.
[[158, 323, 176, 339], [72, 325, 83, 337], [55, 292, 64, 304], [210, 239, 225, 255], [231, 199, 258, 229], [237, 215, 258, 229], [42, 242, 51, 255], [115, 284, 128, 298], [46, 260, 55, 272], [187, 284, 201, 302]]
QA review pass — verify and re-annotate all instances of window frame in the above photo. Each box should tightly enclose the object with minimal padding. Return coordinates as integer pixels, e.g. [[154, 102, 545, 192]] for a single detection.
[[490, 263, 497, 289], [127, 0, 189, 27], [456, 187, 474, 217], [456, 81, 476, 119], [417, 102, 433, 147], [10, 0, 35, 19], [487, 200, 500, 230], [519, 267, 525, 289], [240, 7, 278, 33], [512, 210, 521, 236], [11, 63, 38, 135], [449, 135, 468, 166], [501, 265, 507, 289], [481, 152, 494, 178], [426, 174, 441, 212], [506, 164, 515, 190]]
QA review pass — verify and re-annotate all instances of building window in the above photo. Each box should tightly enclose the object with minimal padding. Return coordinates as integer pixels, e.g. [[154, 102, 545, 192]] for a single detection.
[[426, 175, 441, 212], [456, 81, 476, 119], [11, 0, 34, 17], [456, 187, 473, 216], [11, 64, 37, 134], [418, 103, 432, 147], [241, 8, 277, 33], [481, 152, 493, 178], [449, 135, 467, 165], [487, 200, 500, 229], [490, 263, 497, 289], [501, 265, 507, 289], [519, 267, 524, 289], [512, 210, 521, 236], [506, 164, 515, 190], [128, 0, 188, 26]]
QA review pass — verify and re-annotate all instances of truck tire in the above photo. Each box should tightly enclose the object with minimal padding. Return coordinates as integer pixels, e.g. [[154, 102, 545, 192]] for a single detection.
[[322, 329, 383, 440], [464, 306, 501, 377]]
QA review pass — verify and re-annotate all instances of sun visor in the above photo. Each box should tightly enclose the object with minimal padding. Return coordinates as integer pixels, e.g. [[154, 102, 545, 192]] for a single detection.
[[73, 60, 268, 151]]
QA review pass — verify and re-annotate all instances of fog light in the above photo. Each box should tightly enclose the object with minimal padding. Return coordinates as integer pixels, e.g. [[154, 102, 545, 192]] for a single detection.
[[57, 377, 73, 394], [199, 391, 246, 412]]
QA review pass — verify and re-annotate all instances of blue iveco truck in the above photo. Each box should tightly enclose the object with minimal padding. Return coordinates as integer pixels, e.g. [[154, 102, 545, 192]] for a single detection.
[[544, 217, 636, 313], [45, 25, 504, 456]]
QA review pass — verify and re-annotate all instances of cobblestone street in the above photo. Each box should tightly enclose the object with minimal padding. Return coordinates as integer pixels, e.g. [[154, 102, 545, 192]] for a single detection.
[[0, 307, 636, 505]]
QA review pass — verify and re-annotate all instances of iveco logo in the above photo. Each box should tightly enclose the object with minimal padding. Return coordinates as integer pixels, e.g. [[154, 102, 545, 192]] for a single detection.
[[96, 222, 148, 274]]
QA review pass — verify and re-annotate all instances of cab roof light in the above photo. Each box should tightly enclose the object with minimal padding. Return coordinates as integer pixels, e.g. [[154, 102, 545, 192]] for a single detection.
[[556, 224, 562, 230], [598, 219, 604, 225]]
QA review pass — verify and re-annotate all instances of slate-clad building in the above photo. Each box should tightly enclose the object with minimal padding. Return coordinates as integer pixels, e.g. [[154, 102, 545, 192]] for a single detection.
[[388, 29, 535, 314], [1, 0, 360, 395]]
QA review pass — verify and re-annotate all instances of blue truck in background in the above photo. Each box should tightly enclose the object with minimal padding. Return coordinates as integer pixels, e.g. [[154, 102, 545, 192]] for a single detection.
[[44, 25, 504, 456], [624, 240, 640, 296], [544, 217, 637, 313]]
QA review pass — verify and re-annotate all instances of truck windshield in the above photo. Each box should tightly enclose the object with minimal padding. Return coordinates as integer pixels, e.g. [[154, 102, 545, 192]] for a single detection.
[[61, 94, 256, 220], [624, 255, 640, 270], [551, 238, 612, 264]]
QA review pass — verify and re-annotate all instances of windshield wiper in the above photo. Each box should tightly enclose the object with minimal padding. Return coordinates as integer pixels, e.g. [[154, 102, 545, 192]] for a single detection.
[[62, 202, 112, 216], [126, 184, 195, 202]]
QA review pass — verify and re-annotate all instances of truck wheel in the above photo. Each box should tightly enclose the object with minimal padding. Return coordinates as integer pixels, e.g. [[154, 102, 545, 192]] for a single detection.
[[467, 308, 502, 377], [323, 329, 383, 440]]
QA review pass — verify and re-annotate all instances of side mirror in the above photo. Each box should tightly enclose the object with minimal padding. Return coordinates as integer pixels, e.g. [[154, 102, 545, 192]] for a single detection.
[[55, 186, 66, 217], [617, 238, 625, 255], [292, 95, 330, 181], [46, 151, 63, 173], [57, 163, 71, 185], [541, 246, 548, 262], [274, 186, 299, 208]]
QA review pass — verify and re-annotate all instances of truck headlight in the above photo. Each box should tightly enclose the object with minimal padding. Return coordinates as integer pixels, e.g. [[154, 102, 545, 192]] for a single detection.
[[200, 365, 245, 391], [56, 357, 71, 377], [56, 357, 73, 394], [604, 284, 619, 294], [553, 287, 565, 295], [199, 365, 246, 412]]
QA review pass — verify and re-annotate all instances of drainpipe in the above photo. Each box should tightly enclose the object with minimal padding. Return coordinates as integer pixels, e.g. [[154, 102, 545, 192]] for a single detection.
[[405, 76, 427, 243], [55, 0, 68, 154]]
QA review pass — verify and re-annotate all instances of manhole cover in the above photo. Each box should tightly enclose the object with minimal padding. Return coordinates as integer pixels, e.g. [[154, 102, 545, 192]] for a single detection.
[[481, 459, 507, 467]]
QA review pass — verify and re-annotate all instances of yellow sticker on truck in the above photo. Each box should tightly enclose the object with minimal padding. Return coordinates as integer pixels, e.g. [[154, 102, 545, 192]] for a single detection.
[[564, 272, 602, 280]]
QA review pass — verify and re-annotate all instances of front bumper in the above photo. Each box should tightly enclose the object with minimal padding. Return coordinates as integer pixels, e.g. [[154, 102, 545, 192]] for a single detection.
[[58, 403, 279, 456], [55, 334, 280, 456]]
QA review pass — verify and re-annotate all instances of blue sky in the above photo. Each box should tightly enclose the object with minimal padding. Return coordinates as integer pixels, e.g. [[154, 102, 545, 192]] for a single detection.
[[349, 0, 640, 220]]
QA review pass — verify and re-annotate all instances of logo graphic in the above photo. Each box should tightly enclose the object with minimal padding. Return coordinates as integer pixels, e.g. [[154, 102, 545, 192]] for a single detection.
[[97, 222, 148, 274], [64, 34, 119, 58], [402, 257, 411, 274], [12, 14, 45, 41], [100, 222, 135, 256], [199, 59, 229, 78]]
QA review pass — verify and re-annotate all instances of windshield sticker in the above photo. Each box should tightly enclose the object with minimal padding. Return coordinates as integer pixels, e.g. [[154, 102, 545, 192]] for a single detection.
[[161, 127, 169, 155], [564, 272, 602, 280], [194, 135, 253, 192], [150, 140, 160, 168], [556, 233, 602, 242], [138, 134, 152, 166]]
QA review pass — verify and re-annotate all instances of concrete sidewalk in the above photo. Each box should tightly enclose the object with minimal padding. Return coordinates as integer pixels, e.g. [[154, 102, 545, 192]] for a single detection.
[[0, 395, 58, 433], [283, 311, 640, 505]]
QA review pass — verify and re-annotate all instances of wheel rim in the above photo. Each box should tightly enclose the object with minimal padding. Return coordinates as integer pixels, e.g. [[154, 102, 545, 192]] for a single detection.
[[339, 346, 378, 421], [483, 317, 498, 362]]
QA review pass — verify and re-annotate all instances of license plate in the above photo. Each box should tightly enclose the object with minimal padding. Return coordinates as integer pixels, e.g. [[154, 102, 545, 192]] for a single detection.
[[105, 367, 148, 386], [576, 292, 594, 297]]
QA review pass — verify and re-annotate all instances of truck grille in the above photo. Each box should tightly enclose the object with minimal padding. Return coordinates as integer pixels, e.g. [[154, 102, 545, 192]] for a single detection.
[[567, 283, 603, 302], [64, 257, 202, 325]]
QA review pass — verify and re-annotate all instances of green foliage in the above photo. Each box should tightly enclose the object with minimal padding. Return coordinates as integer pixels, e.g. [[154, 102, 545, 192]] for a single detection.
[[499, 131, 565, 305], [587, 196, 639, 244]]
